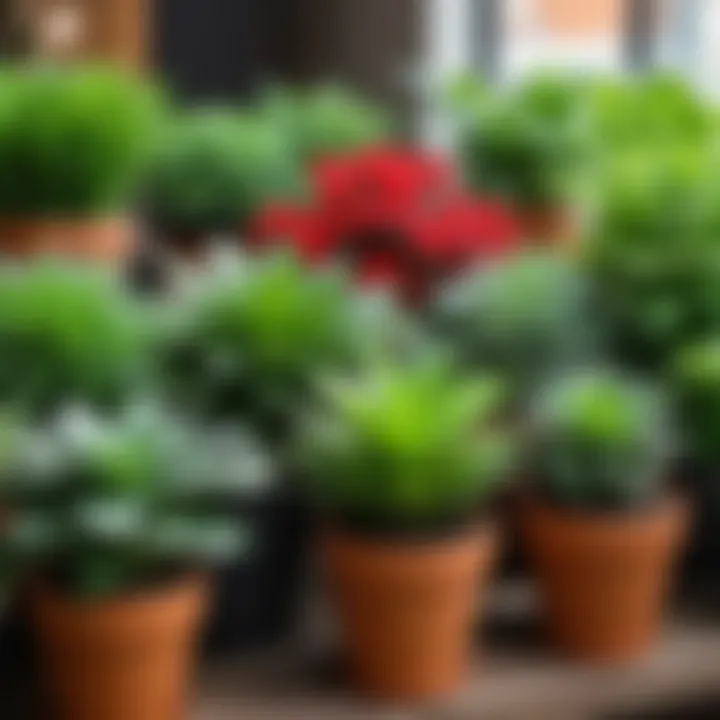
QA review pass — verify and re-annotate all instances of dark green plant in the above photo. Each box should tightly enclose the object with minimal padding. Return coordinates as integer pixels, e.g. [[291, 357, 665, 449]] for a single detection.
[[671, 337, 720, 468], [297, 361, 512, 534], [458, 72, 592, 210], [531, 369, 671, 510], [0, 260, 150, 416], [144, 109, 303, 236], [0, 64, 164, 216], [159, 251, 359, 442], [589, 147, 720, 370], [434, 251, 598, 398], [2, 403, 272, 597], [261, 84, 391, 162]]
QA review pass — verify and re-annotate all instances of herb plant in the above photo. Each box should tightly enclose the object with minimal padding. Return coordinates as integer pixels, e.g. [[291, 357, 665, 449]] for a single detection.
[[531, 370, 671, 510], [3, 403, 272, 597], [0, 65, 164, 217], [0, 260, 149, 416], [297, 361, 512, 534], [144, 109, 303, 236]]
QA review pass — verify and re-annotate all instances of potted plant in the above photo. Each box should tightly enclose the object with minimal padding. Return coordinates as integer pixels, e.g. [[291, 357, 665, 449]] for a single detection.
[[0, 259, 150, 417], [434, 250, 598, 406], [297, 361, 512, 701], [457, 73, 591, 245], [158, 250, 361, 652], [671, 337, 720, 583], [260, 84, 391, 164], [522, 369, 688, 663], [2, 402, 271, 720], [589, 146, 720, 372], [143, 109, 303, 263], [0, 65, 163, 262]]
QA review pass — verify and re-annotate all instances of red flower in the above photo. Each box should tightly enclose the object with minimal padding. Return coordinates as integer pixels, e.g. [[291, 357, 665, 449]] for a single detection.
[[247, 202, 331, 263], [249, 146, 521, 304]]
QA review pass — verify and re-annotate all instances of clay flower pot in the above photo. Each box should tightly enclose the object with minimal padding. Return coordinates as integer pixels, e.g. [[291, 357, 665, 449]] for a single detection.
[[31, 574, 209, 720], [322, 525, 497, 701], [522, 496, 688, 664], [518, 205, 577, 248], [0, 217, 135, 264]]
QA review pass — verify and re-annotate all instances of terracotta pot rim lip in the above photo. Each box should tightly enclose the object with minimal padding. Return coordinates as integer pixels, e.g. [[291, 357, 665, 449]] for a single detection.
[[523, 490, 686, 524], [324, 519, 496, 550], [35, 571, 207, 610]]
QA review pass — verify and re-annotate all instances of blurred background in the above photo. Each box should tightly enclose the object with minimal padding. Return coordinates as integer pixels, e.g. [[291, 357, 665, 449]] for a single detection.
[[1, 1, 717, 126]]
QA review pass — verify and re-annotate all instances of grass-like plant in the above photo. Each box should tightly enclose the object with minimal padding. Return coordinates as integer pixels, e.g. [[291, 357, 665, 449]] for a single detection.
[[0, 259, 150, 416], [531, 369, 671, 510], [3, 403, 272, 597], [144, 109, 303, 236], [297, 361, 512, 534], [0, 64, 164, 217]]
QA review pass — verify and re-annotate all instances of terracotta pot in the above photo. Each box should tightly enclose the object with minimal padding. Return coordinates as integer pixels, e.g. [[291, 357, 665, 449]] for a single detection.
[[32, 574, 209, 720], [0, 217, 134, 263], [522, 495, 688, 664], [322, 525, 497, 702], [518, 205, 577, 248]]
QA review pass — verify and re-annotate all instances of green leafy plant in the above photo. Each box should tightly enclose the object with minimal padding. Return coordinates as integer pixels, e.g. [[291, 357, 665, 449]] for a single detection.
[[434, 251, 598, 397], [261, 84, 391, 163], [589, 147, 720, 370], [531, 369, 671, 510], [671, 337, 720, 468], [159, 251, 359, 442], [2, 403, 272, 597], [457, 72, 591, 210], [0, 259, 150, 416], [144, 109, 303, 236], [0, 64, 164, 217], [297, 361, 512, 534]]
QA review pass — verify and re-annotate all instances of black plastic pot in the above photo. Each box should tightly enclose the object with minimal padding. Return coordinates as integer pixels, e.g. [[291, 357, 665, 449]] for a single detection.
[[204, 489, 309, 656]]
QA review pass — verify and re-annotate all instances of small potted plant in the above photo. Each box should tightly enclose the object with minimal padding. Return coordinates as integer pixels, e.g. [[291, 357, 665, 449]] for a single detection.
[[671, 337, 720, 583], [0, 65, 163, 262], [434, 250, 598, 406], [158, 250, 360, 652], [457, 73, 590, 245], [143, 109, 303, 263], [297, 361, 512, 701], [522, 369, 688, 663], [260, 84, 391, 165], [3, 403, 271, 720], [589, 146, 720, 372], [0, 259, 150, 417]]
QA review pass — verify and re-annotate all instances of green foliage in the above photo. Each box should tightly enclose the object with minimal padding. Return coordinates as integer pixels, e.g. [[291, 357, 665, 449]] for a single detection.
[[159, 251, 359, 442], [589, 148, 720, 370], [590, 73, 718, 157], [435, 251, 598, 397], [671, 337, 720, 468], [144, 108, 303, 235], [260, 84, 391, 162], [297, 361, 512, 533], [2, 403, 272, 597], [0, 64, 164, 216], [532, 369, 671, 509], [457, 72, 592, 209], [0, 260, 150, 416]]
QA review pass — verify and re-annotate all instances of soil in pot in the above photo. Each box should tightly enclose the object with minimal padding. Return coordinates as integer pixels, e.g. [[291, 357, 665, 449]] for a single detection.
[[518, 205, 577, 247], [321, 524, 497, 702], [0, 217, 135, 263], [32, 573, 209, 720], [204, 491, 310, 655], [522, 495, 688, 664]]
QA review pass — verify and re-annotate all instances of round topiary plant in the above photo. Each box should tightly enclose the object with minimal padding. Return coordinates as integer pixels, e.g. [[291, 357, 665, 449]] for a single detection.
[[143, 109, 303, 241]]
